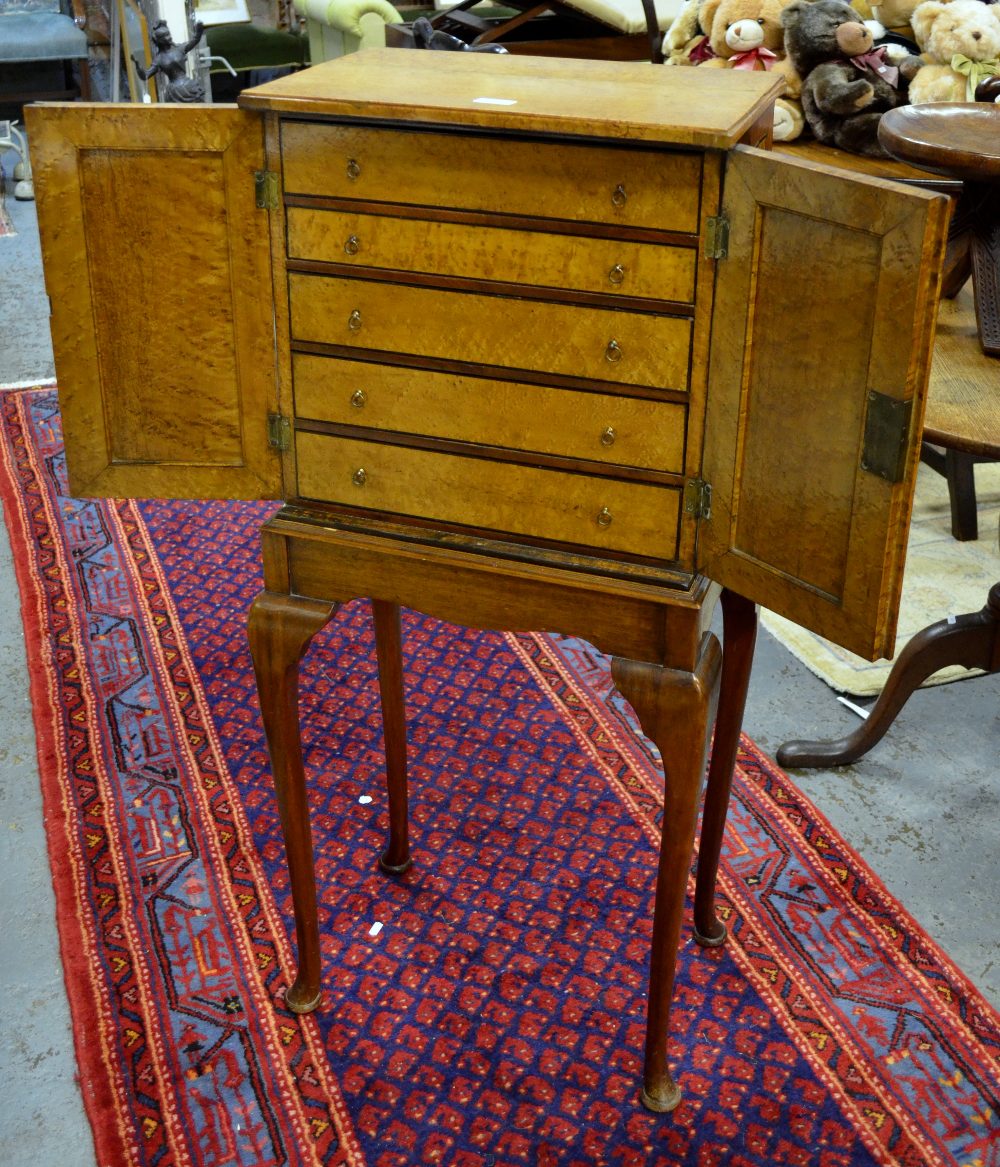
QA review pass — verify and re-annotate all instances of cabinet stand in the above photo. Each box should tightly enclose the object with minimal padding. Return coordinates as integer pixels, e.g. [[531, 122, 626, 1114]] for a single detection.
[[246, 507, 758, 1112]]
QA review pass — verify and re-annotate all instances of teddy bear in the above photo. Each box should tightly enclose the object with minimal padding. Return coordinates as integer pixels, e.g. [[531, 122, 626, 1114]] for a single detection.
[[695, 0, 807, 138], [908, 0, 1000, 102], [781, 0, 923, 155], [662, 0, 715, 63]]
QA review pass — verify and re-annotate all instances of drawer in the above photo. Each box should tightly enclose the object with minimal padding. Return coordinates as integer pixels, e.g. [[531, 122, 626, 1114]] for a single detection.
[[280, 121, 703, 234], [295, 432, 681, 559], [286, 209, 697, 304], [293, 355, 687, 473], [288, 275, 692, 392]]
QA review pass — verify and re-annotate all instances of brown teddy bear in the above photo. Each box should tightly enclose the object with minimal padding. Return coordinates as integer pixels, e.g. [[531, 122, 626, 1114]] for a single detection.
[[908, 0, 1000, 102], [782, 0, 922, 155], [696, 0, 807, 138]]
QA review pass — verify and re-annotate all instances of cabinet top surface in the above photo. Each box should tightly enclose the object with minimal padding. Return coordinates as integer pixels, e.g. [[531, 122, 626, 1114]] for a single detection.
[[239, 49, 782, 148]]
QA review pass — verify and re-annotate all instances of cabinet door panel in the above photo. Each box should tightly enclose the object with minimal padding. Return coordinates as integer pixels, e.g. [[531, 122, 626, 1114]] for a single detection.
[[26, 105, 281, 500], [700, 146, 948, 660]]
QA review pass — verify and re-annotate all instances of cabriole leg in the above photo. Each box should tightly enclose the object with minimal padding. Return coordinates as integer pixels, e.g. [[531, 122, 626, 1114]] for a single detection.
[[372, 599, 412, 875], [248, 589, 338, 1014], [693, 590, 758, 947], [612, 634, 722, 1113]]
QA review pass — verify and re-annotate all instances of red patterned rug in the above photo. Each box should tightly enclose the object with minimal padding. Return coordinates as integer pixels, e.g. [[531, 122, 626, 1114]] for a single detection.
[[2, 383, 998, 1167]]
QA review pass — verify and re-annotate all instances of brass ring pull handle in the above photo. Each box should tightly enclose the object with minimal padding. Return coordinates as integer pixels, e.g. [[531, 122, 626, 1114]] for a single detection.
[[608, 264, 625, 286], [596, 506, 613, 528], [344, 235, 360, 256], [605, 339, 623, 363], [600, 426, 616, 447], [352, 468, 367, 486], [346, 158, 361, 180], [350, 389, 367, 408], [348, 309, 362, 331], [611, 183, 627, 207]]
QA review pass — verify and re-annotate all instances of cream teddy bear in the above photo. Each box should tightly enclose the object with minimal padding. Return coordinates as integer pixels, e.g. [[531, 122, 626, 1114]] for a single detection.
[[695, 0, 807, 138], [908, 0, 1000, 102]]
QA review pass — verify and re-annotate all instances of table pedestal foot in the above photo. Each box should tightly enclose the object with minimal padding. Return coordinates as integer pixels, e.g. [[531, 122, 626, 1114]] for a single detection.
[[778, 583, 1000, 768]]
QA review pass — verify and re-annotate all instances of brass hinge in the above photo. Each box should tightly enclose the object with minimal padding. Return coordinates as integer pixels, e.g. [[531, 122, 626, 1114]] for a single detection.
[[684, 477, 713, 520], [704, 215, 729, 260], [861, 390, 912, 483], [254, 169, 279, 211], [267, 411, 291, 452]]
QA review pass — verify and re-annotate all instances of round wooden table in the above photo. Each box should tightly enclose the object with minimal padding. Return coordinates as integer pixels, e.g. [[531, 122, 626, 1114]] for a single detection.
[[881, 103, 1000, 355], [778, 104, 1000, 768]]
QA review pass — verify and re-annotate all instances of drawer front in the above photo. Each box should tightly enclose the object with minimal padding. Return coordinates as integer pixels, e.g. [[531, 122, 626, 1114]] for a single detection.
[[293, 355, 687, 473], [296, 432, 681, 559], [287, 209, 697, 304], [280, 121, 703, 233], [289, 275, 692, 391]]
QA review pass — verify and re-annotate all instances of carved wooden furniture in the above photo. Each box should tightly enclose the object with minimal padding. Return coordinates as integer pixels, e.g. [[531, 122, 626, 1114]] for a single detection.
[[27, 51, 947, 1112], [779, 103, 1000, 770]]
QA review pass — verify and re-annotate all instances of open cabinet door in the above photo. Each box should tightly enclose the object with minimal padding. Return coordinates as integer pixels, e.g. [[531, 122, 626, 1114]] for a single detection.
[[26, 104, 281, 500], [699, 145, 949, 661]]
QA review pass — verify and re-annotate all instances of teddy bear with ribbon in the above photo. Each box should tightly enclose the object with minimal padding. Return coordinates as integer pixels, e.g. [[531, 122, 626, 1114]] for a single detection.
[[908, 0, 1000, 102], [781, 0, 923, 154], [694, 0, 807, 138]]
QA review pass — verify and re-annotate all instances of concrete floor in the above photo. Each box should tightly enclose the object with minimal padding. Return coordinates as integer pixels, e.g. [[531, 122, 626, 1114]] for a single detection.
[[1, 154, 997, 1166]]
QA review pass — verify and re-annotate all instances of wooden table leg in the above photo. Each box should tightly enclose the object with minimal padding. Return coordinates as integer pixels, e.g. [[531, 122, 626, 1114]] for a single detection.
[[372, 599, 412, 875], [247, 589, 338, 1014], [778, 583, 1000, 768], [693, 589, 758, 947], [612, 633, 722, 1113]]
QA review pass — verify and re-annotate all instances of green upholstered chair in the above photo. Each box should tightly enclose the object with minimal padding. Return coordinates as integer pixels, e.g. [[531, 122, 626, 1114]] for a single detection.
[[205, 21, 309, 78]]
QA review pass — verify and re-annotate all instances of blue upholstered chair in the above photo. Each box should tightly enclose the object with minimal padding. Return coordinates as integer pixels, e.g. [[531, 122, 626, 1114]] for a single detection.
[[0, 0, 92, 103]]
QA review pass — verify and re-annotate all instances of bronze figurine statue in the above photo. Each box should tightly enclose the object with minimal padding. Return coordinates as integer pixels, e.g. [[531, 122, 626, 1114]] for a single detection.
[[132, 20, 207, 102]]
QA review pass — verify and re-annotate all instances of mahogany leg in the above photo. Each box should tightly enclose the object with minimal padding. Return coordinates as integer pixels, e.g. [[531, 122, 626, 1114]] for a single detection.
[[372, 599, 412, 875], [247, 589, 338, 1014], [693, 590, 758, 948], [612, 634, 722, 1113], [944, 448, 978, 542], [778, 583, 1000, 769]]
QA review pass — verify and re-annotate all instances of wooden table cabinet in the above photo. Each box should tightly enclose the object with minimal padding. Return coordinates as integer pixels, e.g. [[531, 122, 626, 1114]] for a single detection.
[[27, 50, 948, 1112]]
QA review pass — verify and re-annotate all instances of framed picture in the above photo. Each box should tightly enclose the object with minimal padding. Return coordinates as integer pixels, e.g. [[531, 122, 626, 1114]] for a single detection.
[[193, 0, 250, 25]]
